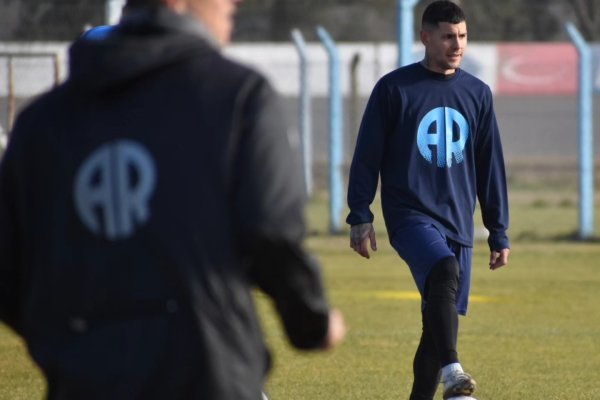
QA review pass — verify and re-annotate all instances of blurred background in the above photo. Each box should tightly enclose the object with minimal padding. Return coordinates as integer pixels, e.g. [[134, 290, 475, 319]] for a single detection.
[[0, 0, 599, 42], [0, 0, 599, 235]]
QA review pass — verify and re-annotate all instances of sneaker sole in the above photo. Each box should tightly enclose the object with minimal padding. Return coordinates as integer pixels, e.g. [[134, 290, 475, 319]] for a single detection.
[[442, 379, 476, 399]]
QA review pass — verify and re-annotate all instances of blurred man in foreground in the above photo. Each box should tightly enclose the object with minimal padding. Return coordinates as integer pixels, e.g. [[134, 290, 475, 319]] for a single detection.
[[0, 0, 345, 398]]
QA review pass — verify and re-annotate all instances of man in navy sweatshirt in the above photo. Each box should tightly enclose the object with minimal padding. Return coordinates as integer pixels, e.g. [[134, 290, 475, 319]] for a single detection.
[[346, 1, 510, 399]]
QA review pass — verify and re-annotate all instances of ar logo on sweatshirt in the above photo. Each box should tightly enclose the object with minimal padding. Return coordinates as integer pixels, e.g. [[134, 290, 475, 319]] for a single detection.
[[417, 107, 469, 168], [73, 139, 156, 240]]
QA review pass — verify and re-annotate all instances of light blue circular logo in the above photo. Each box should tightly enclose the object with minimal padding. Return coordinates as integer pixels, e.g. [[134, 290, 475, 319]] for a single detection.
[[74, 139, 156, 240], [417, 107, 469, 168]]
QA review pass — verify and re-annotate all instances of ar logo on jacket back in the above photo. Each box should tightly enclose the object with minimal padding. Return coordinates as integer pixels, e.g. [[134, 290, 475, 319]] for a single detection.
[[73, 139, 156, 240], [417, 107, 469, 168]]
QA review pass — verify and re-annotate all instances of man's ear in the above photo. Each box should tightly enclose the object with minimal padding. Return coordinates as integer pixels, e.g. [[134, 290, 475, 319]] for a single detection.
[[420, 29, 429, 46]]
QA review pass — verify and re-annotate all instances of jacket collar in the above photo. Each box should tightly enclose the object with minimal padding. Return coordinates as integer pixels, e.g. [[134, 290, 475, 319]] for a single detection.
[[120, 6, 220, 49]]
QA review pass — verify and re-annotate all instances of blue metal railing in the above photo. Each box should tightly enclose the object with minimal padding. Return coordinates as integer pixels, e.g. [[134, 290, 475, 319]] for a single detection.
[[397, 0, 419, 67], [291, 29, 314, 197], [566, 22, 595, 239], [316, 26, 344, 234]]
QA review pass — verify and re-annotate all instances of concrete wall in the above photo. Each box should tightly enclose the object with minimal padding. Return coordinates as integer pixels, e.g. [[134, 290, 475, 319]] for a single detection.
[[3, 41, 600, 97], [1, 41, 599, 176]]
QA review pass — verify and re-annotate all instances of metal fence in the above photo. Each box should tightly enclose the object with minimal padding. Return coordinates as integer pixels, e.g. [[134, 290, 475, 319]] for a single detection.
[[0, 47, 64, 150], [0, 38, 598, 237]]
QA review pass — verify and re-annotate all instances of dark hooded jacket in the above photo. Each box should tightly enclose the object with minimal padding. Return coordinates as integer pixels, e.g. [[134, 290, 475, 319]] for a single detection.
[[0, 7, 329, 400]]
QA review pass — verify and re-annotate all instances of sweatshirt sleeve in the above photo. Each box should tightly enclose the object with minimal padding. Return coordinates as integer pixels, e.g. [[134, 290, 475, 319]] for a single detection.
[[475, 87, 510, 251], [232, 75, 329, 350], [346, 79, 394, 226]]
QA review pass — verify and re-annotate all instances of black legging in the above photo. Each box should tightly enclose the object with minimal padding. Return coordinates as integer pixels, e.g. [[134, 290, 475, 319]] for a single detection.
[[409, 256, 460, 400]]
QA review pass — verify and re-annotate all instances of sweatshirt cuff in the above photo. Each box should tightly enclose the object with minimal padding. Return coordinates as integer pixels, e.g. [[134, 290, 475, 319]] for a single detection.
[[346, 209, 374, 226], [488, 231, 510, 251]]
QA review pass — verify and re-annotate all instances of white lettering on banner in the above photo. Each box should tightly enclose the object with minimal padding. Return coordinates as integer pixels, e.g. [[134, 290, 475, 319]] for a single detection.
[[74, 139, 156, 240]]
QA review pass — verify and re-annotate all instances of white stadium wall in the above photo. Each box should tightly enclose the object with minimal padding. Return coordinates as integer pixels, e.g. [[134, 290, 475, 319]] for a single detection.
[[2, 41, 600, 98], [1, 41, 600, 162], [0, 42, 68, 97]]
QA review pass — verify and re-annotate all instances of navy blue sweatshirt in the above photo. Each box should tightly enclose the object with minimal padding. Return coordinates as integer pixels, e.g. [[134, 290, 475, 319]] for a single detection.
[[347, 63, 510, 250]]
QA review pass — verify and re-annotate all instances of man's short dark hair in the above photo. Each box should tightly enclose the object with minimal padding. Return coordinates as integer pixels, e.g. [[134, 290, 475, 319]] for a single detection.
[[421, 1, 466, 28]]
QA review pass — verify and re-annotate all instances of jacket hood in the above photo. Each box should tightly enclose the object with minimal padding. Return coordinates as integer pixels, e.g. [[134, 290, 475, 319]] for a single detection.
[[68, 7, 219, 92]]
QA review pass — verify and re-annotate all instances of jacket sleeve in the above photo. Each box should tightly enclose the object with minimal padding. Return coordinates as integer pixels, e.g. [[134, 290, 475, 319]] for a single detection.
[[0, 123, 22, 333], [475, 87, 510, 251], [346, 79, 393, 226], [231, 75, 329, 350]]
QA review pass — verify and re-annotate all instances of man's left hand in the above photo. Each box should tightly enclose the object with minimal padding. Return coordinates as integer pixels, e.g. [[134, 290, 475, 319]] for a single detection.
[[489, 248, 510, 270]]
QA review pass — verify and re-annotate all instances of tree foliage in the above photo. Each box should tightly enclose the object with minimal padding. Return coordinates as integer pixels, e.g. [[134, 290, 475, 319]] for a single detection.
[[457, 0, 561, 41], [2, 0, 103, 41], [0, 0, 598, 42], [241, 0, 600, 42], [567, 0, 600, 41]]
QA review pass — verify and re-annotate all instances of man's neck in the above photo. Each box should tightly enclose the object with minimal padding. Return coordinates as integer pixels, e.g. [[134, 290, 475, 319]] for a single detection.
[[420, 58, 456, 76]]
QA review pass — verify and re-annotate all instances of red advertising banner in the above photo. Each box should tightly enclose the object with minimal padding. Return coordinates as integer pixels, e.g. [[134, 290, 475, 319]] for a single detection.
[[497, 43, 577, 95]]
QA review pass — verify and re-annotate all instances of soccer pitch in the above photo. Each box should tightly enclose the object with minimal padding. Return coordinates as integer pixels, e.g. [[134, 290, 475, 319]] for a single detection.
[[259, 238, 600, 399], [1, 186, 599, 399]]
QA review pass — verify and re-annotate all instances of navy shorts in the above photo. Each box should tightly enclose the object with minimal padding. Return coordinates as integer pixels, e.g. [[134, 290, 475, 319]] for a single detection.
[[390, 223, 472, 315]]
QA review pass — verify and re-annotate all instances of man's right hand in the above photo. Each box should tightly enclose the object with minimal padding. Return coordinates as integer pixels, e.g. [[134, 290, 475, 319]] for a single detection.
[[349, 222, 377, 259], [323, 309, 346, 349]]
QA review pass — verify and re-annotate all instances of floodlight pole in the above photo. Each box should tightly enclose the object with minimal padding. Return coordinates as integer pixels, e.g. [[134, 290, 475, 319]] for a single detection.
[[397, 0, 419, 67], [105, 0, 125, 25], [316, 26, 344, 234], [566, 22, 595, 239], [291, 29, 314, 197]]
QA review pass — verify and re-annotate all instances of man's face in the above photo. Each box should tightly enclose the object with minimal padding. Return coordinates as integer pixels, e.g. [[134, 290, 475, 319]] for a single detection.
[[420, 21, 467, 75], [175, 0, 242, 45]]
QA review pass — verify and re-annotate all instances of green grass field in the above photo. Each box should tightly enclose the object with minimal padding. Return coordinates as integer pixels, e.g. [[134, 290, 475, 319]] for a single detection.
[[1, 183, 599, 399]]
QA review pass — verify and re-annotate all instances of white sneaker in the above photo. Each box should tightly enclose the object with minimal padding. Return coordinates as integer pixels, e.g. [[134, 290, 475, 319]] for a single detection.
[[442, 371, 476, 399]]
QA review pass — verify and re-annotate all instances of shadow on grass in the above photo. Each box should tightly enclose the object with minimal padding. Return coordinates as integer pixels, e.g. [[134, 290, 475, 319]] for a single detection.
[[514, 229, 600, 243], [552, 231, 600, 243]]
